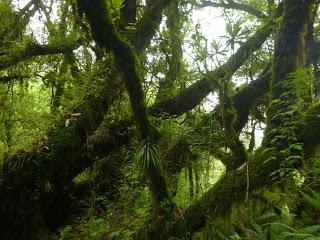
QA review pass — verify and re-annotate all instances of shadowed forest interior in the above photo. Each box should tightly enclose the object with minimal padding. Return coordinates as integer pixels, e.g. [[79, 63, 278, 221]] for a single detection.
[[1, 0, 320, 239]]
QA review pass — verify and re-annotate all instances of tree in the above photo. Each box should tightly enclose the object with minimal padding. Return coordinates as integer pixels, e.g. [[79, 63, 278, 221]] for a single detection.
[[0, 0, 320, 239]]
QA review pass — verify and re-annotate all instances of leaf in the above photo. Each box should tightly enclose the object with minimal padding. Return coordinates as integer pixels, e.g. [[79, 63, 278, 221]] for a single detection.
[[296, 225, 320, 235], [285, 155, 301, 162], [44, 180, 53, 193], [226, 23, 233, 35], [289, 144, 302, 151], [261, 147, 276, 156], [264, 156, 276, 164], [301, 191, 320, 210], [135, 143, 159, 170]]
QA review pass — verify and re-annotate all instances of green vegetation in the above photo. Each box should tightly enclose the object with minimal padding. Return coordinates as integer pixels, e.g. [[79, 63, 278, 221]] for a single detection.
[[1, 0, 320, 239]]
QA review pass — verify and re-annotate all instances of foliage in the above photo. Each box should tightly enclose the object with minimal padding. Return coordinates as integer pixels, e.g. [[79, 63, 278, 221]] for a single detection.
[[1, 0, 320, 240], [135, 142, 160, 170]]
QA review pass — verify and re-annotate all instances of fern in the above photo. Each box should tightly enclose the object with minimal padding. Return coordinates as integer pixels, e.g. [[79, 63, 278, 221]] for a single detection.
[[301, 190, 320, 211]]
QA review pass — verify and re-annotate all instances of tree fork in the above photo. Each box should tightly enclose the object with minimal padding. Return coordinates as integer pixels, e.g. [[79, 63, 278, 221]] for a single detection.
[[78, 0, 171, 215]]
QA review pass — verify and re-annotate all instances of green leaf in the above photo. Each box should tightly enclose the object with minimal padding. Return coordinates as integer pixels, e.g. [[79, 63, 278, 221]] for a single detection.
[[289, 144, 302, 151], [264, 156, 276, 164]]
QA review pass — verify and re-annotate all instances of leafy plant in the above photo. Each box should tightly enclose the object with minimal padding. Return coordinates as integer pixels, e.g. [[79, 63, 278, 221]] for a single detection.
[[106, 0, 124, 20], [135, 142, 160, 170]]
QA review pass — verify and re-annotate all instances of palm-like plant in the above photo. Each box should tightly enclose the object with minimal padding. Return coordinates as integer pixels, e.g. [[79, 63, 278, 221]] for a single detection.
[[220, 20, 250, 52]]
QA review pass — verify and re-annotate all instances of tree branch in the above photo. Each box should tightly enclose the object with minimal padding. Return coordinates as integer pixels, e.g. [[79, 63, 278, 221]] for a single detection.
[[78, 0, 169, 215], [0, 74, 30, 83], [77, 0, 155, 138], [134, 0, 172, 53], [0, 40, 80, 70], [149, 2, 283, 117], [170, 100, 320, 238], [199, 0, 268, 18], [232, 65, 271, 132]]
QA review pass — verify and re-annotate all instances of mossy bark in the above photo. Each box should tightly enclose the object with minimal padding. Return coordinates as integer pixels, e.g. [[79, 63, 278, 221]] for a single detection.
[[265, 0, 316, 157], [78, 0, 170, 215], [134, 0, 172, 53], [0, 40, 80, 70], [169, 100, 320, 238], [156, 0, 183, 101], [78, 0, 155, 139]]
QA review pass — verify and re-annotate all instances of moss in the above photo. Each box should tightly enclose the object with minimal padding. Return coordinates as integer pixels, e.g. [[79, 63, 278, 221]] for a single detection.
[[156, 0, 183, 102], [78, 0, 158, 140], [134, 0, 171, 53], [0, 77, 120, 238], [270, 0, 313, 100], [169, 148, 280, 239]]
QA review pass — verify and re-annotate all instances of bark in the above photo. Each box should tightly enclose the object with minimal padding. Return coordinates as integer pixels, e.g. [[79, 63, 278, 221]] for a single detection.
[[0, 1, 291, 239], [171, 149, 277, 238], [78, 0, 156, 139], [195, 65, 270, 138], [266, 0, 316, 146], [78, 0, 170, 214], [120, 0, 136, 29], [270, 0, 312, 99], [0, 76, 122, 239], [232, 66, 271, 132]]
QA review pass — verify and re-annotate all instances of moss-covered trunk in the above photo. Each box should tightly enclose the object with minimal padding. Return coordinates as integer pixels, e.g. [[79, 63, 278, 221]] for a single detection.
[[0, 77, 122, 239]]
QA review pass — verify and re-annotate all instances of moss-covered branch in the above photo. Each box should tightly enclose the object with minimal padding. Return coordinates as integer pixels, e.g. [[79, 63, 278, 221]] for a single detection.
[[156, 0, 183, 101], [199, 0, 268, 18], [0, 74, 30, 83], [166, 1, 317, 237], [134, 0, 172, 53], [0, 0, 174, 237], [170, 99, 320, 238], [149, 2, 283, 116], [78, 0, 170, 214], [78, 0, 155, 138], [232, 66, 271, 132], [0, 40, 80, 70]]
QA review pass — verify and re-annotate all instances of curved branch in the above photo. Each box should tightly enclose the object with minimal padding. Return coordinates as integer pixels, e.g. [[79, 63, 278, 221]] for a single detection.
[[232, 65, 271, 132], [200, 0, 268, 18], [77, 0, 154, 138], [149, 3, 283, 116], [170, 99, 320, 238]]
